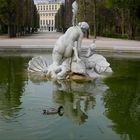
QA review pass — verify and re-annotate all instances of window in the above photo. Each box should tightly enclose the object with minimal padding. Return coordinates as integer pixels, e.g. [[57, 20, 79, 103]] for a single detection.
[[55, 5, 57, 10], [43, 20, 45, 25], [46, 20, 48, 25]]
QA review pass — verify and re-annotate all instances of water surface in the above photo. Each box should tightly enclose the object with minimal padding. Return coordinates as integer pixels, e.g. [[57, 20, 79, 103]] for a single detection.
[[0, 53, 140, 140]]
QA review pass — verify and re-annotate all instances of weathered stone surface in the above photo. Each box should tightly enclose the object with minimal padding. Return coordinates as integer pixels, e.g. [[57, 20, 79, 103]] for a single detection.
[[28, 22, 112, 81], [71, 60, 86, 75], [69, 73, 91, 82]]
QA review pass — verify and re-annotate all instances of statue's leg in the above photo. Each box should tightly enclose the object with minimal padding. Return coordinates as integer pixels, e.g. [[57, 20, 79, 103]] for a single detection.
[[56, 58, 71, 79], [57, 66, 69, 80], [52, 50, 63, 65]]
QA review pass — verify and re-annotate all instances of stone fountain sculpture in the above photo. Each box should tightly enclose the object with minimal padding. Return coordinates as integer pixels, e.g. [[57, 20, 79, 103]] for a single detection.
[[28, 1, 112, 81], [72, 1, 78, 26]]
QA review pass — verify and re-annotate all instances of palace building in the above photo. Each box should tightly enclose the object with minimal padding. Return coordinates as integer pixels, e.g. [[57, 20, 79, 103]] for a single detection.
[[35, 0, 62, 31]]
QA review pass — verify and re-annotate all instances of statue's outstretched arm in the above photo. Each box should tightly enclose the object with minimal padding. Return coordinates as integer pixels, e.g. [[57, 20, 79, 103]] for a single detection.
[[73, 34, 83, 62], [74, 33, 83, 61], [77, 33, 83, 49], [73, 46, 80, 62]]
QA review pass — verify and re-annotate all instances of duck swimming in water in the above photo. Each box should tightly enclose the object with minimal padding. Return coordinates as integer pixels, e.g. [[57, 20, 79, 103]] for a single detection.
[[43, 106, 64, 116]]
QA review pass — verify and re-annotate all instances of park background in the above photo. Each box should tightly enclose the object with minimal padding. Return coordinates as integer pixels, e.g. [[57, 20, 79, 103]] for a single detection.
[[0, 0, 140, 40]]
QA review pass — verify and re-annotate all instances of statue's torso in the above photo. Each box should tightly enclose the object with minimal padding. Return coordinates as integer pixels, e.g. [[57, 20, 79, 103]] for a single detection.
[[53, 26, 82, 58]]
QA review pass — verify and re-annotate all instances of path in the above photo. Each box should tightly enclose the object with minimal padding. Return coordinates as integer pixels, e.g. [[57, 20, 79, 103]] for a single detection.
[[0, 31, 140, 54]]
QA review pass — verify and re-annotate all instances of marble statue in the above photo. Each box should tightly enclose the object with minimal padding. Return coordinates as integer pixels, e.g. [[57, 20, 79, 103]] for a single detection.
[[72, 1, 78, 26], [28, 21, 97, 80], [28, 1, 112, 81], [28, 22, 112, 80]]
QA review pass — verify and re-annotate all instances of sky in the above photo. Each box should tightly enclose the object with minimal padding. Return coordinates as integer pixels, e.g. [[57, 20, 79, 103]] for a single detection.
[[34, 0, 49, 4], [33, 0, 64, 4]]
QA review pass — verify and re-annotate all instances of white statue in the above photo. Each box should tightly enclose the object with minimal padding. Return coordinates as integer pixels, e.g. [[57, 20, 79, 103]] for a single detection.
[[86, 39, 96, 57], [28, 21, 112, 80], [28, 22, 91, 79], [52, 24, 84, 65], [72, 1, 78, 26], [28, 0, 112, 81]]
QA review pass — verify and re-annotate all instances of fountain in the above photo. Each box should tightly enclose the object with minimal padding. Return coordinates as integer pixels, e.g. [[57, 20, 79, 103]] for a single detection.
[[28, 1, 112, 81]]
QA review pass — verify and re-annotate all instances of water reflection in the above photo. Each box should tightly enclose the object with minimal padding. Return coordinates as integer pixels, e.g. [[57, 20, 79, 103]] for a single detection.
[[0, 56, 27, 120], [1, 55, 140, 140], [103, 58, 140, 140], [28, 69, 109, 125], [52, 79, 108, 125]]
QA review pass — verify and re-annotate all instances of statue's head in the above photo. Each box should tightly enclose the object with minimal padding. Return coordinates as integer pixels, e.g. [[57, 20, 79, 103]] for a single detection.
[[78, 22, 89, 31]]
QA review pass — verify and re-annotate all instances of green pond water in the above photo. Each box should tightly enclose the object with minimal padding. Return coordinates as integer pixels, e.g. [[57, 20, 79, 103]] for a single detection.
[[0, 53, 140, 140]]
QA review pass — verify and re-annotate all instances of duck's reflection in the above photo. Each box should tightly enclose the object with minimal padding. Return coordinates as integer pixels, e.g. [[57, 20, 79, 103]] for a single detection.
[[51, 79, 108, 124]]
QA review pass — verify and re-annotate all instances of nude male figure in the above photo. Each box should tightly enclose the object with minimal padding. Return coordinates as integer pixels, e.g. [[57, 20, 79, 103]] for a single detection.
[[52, 22, 89, 66], [45, 22, 89, 79]]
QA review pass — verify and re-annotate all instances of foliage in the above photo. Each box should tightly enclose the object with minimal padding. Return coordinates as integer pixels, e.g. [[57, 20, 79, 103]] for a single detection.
[[0, 0, 39, 37], [57, 0, 140, 40], [55, 4, 65, 32]]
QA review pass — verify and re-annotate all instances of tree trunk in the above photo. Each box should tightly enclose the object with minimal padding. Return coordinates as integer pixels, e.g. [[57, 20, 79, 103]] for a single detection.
[[93, 0, 96, 39], [8, 24, 16, 38], [121, 8, 125, 36], [83, 0, 86, 21], [127, 9, 132, 39]]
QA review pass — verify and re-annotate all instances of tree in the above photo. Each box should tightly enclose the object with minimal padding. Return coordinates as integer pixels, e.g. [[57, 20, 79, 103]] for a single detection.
[[0, 0, 39, 37], [54, 0, 140, 40], [55, 4, 65, 32], [64, 0, 75, 30], [0, 0, 17, 37], [105, 0, 140, 39], [93, 0, 96, 39]]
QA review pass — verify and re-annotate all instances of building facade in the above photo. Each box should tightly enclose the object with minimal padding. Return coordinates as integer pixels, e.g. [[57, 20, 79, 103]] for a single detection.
[[36, 0, 62, 31]]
